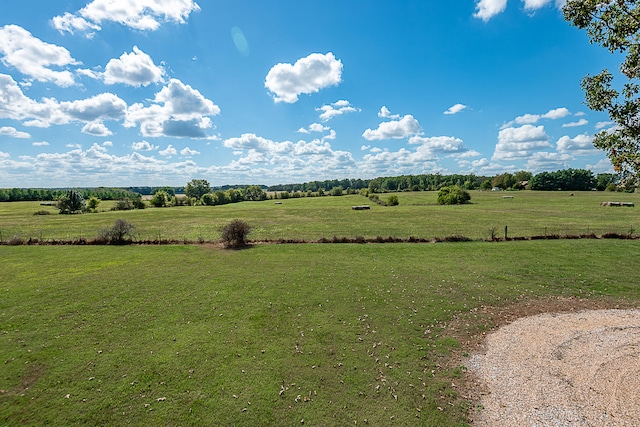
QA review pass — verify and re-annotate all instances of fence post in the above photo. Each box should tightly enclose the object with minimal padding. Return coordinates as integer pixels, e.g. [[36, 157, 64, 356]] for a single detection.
[[504, 225, 508, 240]]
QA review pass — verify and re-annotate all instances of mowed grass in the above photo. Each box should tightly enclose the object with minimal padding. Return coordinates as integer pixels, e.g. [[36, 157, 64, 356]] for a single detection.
[[2, 240, 639, 426], [1, 190, 638, 242]]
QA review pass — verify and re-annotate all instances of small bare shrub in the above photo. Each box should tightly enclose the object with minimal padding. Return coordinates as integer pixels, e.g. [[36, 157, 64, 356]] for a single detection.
[[220, 219, 252, 248], [7, 235, 25, 246], [97, 219, 137, 244]]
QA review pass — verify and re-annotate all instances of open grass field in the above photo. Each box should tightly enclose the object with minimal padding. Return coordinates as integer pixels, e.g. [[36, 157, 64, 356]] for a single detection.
[[1, 191, 639, 425], [0, 190, 638, 242]]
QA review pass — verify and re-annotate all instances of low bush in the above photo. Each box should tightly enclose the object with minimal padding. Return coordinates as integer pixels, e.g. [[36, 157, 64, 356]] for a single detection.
[[437, 186, 471, 205], [97, 219, 137, 244], [220, 219, 252, 248]]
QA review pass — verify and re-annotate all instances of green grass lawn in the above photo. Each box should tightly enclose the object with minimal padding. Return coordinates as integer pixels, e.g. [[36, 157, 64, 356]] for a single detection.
[[1, 241, 639, 426], [1, 190, 638, 242]]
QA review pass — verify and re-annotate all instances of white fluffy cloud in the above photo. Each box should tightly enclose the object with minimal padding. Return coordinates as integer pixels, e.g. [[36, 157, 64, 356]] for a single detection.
[[316, 100, 358, 122], [125, 78, 220, 138], [53, 0, 201, 34], [0, 73, 126, 129], [0, 25, 78, 87], [562, 119, 588, 128], [474, 0, 508, 21], [159, 144, 177, 157], [362, 114, 422, 141], [180, 147, 200, 156], [0, 126, 30, 138], [96, 46, 166, 87], [408, 135, 470, 156], [265, 53, 343, 103], [82, 122, 113, 136], [511, 107, 571, 126], [378, 106, 400, 120], [492, 124, 552, 160], [444, 104, 468, 115], [132, 140, 158, 151], [474, 0, 565, 21], [525, 151, 573, 172], [556, 133, 596, 155]]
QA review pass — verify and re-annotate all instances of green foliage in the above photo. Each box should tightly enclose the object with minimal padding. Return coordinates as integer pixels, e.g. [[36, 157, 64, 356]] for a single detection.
[[330, 186, 343, 196], [86, 197, 101, 212], [150, 191, 169, 207], [480, 179, 492, 190], [437, 186, 471, 205], [57, 190, 85, 214], [492, 172, 517, 190], [185, 179, 211, 200], [563, 0, 640, 182], [387, 194, 399, 206], [220, 219, 252, 248], [529, 168, 596, 191], [201, 193, 216, 206], [244, 185, 267, 201]]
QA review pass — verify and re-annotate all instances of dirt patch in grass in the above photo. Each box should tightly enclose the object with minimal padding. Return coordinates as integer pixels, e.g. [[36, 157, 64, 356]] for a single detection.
[[444, 297, 639, 425]]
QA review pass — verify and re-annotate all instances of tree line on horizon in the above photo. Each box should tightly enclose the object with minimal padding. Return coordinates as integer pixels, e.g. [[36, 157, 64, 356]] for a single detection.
[[0, 169, 629, 203]]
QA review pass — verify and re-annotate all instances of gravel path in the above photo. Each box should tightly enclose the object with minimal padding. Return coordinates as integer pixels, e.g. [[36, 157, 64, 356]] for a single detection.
[[466, 309, 640, 426]]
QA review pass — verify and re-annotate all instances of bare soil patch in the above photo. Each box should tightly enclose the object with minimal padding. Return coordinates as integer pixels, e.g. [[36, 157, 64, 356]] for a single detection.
[[455, 298, 640, 426]]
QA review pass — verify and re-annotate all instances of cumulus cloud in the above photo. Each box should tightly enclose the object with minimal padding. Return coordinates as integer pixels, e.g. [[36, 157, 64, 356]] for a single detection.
[[510, 107, 571, 126], [0, 73, 127, 129], [556, 133, 596, 155], [562, 119, 588, 128], [32, 141, 50, 146], [0, 126, 30, 138], [458, 157, 511, 175], [378, 106, 400, 120], [444, 104, 468, 115], [132, 140, 158, 151], [298, 123, 330, 134], [474, 0, 564, 21], [180, 147, 200, 156], [316, 100, 359, 121], [82, 122, 113, 136], [125, 78, 220, 138], [10, 143, 203, 187], [159, 144, 177, 157], [265, 52, 343, 103], [362, 114, 422, 141], [61, 93, 127, 122], [94, 46, 166, 86], [52, 0, 201, 34], [492, 124, 552, 160], [525, 151, 573, 172], [474, 0, 508, 21], [408, 135, 470, 156], [0, 25, 78, 87]]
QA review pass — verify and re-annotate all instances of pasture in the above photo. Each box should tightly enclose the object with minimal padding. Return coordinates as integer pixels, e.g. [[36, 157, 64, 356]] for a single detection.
[[1, 190, 638, 242], [1, 190, 639, 426]]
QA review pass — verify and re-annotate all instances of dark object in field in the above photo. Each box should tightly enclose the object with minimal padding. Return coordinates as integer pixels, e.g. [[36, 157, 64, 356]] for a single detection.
[[600, 201, 634, 207], [351, 205, 370, 210]]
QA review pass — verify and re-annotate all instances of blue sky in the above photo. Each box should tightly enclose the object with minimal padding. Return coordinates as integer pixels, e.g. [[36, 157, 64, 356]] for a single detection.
[[0, 0, 620, 187]]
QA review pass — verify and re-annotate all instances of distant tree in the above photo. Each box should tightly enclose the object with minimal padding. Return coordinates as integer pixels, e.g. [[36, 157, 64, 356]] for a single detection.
[[150, 190, 169, 207], [596, 173, 617, 191], [480, 180, 492, 190], [152, 186, 176, 197], [185, 179, 211, 200], [244, 185, 267, 201], [563, 1, 640, 183], [86, 197, 101, 212], [514, 170, 533, 182], [57, 190, 85, 214], [492, 173, 517, 190], [437, 186, 471, 205], [330, 186, 343, 196]]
